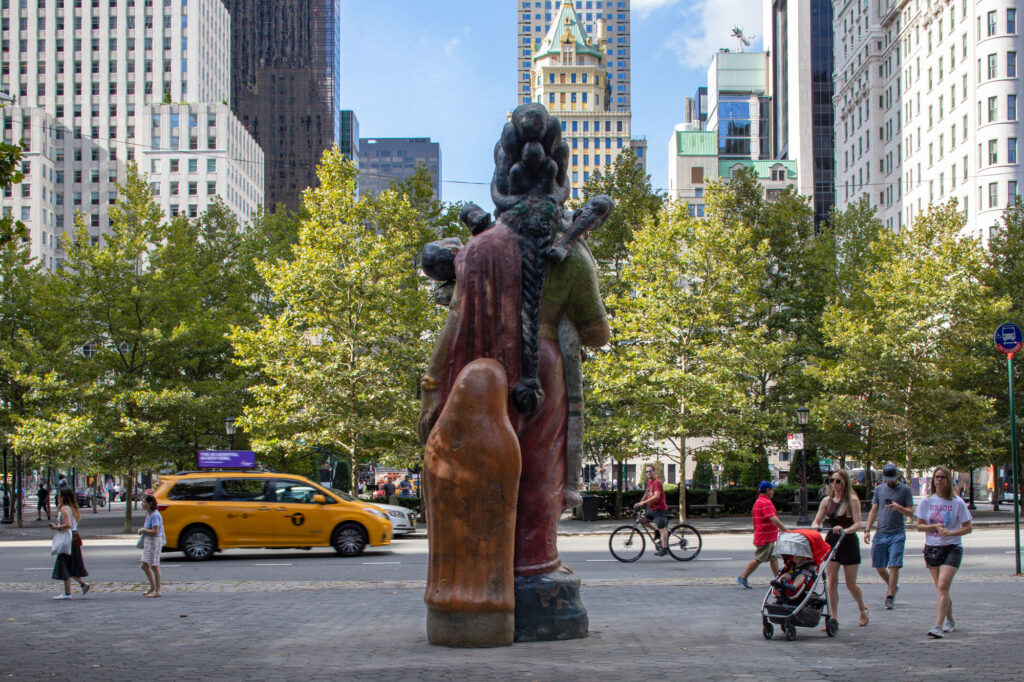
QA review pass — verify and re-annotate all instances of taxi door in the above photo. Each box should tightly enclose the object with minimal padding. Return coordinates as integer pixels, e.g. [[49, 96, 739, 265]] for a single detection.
[[217, 478, 274, 546], [267, 479, 332, 547]]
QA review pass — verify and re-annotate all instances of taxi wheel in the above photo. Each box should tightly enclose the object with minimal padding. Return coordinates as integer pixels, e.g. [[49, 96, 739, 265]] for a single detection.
[[332, 523, 367, 557], [180, 526, 216, 561]]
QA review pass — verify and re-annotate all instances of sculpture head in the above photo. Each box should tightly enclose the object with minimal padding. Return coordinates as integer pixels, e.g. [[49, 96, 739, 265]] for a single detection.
[[490, 104, 570, 220]]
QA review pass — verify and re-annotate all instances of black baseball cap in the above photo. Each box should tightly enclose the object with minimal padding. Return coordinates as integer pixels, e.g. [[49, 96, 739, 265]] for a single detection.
[[881, 464, 899, 482]]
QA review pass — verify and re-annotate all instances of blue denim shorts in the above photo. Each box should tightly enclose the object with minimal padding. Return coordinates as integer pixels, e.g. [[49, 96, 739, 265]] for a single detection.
[[870, 532, 906, 568]]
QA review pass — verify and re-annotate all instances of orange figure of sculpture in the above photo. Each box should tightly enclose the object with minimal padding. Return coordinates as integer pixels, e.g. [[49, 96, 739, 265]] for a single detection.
[[419, 103, 611, 645]]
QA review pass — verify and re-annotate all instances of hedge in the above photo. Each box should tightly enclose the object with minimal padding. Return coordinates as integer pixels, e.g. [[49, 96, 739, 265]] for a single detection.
[[367, 483, 871, 520]]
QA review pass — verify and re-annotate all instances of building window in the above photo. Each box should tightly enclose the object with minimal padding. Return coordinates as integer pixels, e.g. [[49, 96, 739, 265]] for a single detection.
[[989, 96, 998, 121], [1010, 95, 1019, 120], [990, 182, 999, 207], [1009, 52, 1018, 77], [1010, 138, 1018, 164], [990, 139, 999, 164], [691, 167, 704, 184], [1009, 8, 1017, 34], [1011, 181, 1019, 203], [988, 54, 997, 79], [988, 10, 997, 36]]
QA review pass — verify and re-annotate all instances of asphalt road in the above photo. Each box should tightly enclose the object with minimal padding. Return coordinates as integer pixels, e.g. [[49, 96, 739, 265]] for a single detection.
[[1, 528, 1019, 587]]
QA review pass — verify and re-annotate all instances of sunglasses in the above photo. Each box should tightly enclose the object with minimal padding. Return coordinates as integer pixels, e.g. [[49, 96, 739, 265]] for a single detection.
[[933, 474, 948, 479], [831, 478, 844, 484]]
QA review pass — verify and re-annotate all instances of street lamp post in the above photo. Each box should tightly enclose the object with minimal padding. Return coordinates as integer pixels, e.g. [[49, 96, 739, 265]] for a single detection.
[[225, 417, 236, 451], [797, 406, 811, 526]]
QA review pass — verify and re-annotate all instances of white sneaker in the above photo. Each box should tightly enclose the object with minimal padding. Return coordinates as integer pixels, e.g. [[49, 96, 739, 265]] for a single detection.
[[942, 619, 956, 633], [927, 625, 944, 638], [53, 593, 72, 600]]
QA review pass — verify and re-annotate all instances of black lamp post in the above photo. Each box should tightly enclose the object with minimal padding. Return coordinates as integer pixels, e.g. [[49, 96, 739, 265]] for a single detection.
[[797, 406, 811, 526], [225, 417, 236, 451]]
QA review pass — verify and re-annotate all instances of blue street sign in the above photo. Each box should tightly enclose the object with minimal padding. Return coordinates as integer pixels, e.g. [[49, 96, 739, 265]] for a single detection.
[[198, 450, 256, 468], [994, 323, 1024, 356]]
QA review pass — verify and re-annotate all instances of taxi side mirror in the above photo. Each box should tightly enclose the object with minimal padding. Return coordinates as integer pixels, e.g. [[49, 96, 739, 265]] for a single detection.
[[312, 494, 327, 504]]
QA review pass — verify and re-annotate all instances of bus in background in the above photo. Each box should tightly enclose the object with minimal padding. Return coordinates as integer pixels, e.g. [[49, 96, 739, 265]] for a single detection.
[[972, 463, 1020, 504]]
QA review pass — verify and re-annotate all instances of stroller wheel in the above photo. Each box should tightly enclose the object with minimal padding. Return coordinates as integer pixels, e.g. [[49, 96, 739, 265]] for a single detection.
[[785, 625, 797, 641], [762, 622, 774, 640], [826, 618, 839, 637]]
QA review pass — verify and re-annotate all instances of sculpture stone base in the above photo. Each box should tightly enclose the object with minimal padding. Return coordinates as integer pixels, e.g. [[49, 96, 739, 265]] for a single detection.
[[426, 609, 514, 648], [513, 566, 588, 642]]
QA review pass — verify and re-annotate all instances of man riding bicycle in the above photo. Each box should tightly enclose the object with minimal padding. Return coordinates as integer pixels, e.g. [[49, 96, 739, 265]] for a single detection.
[[634, 466, 670, 556]]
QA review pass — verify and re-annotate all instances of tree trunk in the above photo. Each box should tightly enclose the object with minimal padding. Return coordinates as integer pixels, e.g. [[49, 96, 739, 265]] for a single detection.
[[678, 450, 688, 523], [14, 452, 22, 528], [123, 469, 134, 533]]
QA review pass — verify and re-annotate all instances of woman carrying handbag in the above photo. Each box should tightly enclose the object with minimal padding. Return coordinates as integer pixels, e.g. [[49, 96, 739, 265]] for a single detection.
[[50, 488, 90, 599]]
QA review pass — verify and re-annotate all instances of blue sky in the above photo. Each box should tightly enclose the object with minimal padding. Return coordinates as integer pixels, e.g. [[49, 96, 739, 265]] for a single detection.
[[340, 0, 764, 207]]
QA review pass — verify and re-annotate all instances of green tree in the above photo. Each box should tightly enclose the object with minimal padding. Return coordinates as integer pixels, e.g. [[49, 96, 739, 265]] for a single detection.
[[59, 164, 202, 531], [709, 169, 822, 483], [590, 199, 766, 518], [811, 201, 1006, 476], [578, 151, 665, 509], [232, 150, 440, 487]]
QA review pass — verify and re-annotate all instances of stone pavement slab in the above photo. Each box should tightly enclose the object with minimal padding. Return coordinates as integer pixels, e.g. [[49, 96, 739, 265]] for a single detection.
[[2, 578, 1022, 680]]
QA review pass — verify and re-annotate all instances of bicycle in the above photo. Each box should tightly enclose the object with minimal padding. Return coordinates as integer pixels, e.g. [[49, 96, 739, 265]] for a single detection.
[[608, 509, 703, 562]]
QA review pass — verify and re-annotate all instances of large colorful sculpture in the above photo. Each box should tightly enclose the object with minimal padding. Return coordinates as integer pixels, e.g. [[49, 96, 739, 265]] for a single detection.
[[418, 103, 612, 646]]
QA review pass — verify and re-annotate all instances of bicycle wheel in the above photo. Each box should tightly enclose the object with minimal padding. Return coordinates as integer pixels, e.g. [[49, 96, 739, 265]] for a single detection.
[[666, 523, 702, 561], [609, 525, 646, 562]]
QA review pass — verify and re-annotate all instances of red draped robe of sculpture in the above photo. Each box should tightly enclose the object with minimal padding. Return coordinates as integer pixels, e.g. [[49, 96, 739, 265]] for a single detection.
[[438, 222, 568, 577]]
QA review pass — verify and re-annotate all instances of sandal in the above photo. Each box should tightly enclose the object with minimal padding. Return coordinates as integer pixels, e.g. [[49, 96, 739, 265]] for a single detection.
[[859, 606, 869, 626], [143, 590, 154, 597]]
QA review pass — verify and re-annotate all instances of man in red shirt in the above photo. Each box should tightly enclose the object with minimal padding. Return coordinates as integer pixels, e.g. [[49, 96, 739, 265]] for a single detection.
[[736, 481, 788, 588], [634, 466, 670, 556]]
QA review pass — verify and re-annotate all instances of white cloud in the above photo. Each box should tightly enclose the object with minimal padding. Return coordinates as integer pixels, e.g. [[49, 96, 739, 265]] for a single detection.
[[632, 0, 679, 20], [661, 0, 764, 71], [443, 37, 461, 58]]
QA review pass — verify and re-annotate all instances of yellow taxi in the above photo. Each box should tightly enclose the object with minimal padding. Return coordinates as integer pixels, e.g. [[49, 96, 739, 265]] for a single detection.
[[153, 472, 392, 560]]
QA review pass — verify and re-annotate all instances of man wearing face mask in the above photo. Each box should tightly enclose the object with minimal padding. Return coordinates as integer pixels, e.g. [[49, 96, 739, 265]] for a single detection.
[[864, 464, 914, 610]]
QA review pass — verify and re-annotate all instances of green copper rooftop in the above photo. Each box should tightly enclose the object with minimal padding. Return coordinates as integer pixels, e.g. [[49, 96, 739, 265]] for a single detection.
[[675, 131, 717, 156], [717, 159, 798, 180], [533, 0, 603, 62]]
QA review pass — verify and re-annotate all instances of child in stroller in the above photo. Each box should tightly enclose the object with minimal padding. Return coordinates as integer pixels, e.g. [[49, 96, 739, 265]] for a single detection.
[[771, 553, 817, 604], [760, 529, 840, 640]]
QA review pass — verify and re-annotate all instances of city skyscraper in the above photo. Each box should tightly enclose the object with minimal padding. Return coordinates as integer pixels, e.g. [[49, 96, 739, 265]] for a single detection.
[[524, 0, 645, 199], [517, 0, 632, 109], [223, 0, 341, 211], [0, 0, 263, 271], [358, 138, 442, 200], [765, 0, 836, 228], [832, 0, 1022, 241]]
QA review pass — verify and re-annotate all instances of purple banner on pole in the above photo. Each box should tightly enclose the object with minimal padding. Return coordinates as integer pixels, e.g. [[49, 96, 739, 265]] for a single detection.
[[197, 450, 256, 469]]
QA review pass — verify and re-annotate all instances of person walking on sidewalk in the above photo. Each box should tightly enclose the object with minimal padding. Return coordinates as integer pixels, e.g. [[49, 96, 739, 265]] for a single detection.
[[864, 463, 914, 609], [36, 483, 50, 521], [736, 481, 788, 588], [813, 469, 870, 627], [915, 465, 972, 638], [634, 466, 670, 556], [49, 489, 90, 599], [138, 494, 164, 598]]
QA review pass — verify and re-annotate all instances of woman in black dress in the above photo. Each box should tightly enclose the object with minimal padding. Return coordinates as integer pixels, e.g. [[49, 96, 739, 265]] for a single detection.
[[813, 469, 869, 626], [50, 488, 90, 599]]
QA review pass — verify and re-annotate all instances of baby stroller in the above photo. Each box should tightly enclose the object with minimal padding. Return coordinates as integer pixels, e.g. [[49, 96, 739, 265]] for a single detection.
[[760, 529, 840, 641]]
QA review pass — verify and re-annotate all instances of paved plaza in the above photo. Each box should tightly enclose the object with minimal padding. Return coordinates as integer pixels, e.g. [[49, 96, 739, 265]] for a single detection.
[[2, 572, 1023, 680], [3, 508, 1022, 680]]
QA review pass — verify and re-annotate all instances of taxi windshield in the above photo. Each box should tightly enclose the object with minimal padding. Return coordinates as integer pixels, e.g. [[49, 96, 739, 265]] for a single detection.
[[328, 487, 358, 502]]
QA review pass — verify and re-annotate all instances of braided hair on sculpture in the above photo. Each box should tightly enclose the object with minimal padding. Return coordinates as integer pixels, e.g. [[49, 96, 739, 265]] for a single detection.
[[491, 104, 571, 414]]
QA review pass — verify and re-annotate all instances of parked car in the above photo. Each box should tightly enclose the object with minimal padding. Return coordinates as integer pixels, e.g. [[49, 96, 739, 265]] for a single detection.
[[153, 472, 393, 561], [75, 489, 105, 508], [329, 489, 417, 536]]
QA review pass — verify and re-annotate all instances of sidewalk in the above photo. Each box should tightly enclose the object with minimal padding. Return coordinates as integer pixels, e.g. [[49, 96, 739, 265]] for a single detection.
[[2, 504, 1019, 541], [1, 579, 1022, 680]]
